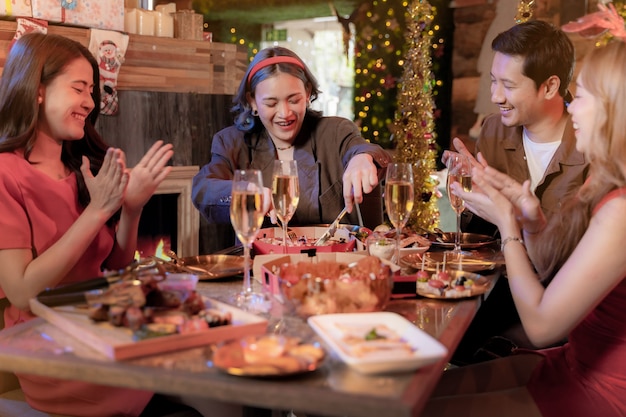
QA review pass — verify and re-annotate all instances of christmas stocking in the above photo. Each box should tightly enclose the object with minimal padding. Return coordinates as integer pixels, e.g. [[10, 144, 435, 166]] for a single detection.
[[10, 18, 48, 51], [88, 29, 129, 116]]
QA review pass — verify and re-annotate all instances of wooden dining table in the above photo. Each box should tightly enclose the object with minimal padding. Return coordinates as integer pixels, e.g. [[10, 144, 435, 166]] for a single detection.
[[0, 264, 500, 417]]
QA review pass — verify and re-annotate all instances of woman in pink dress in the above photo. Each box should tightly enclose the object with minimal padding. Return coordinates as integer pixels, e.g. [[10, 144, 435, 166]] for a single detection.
[[0, 33, 213, 417], [423, 41, 626, 416]]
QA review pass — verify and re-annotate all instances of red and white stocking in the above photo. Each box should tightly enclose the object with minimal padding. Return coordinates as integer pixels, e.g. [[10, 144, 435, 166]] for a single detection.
[[10, 18, 48, 51], [88, 29, 129, 116]]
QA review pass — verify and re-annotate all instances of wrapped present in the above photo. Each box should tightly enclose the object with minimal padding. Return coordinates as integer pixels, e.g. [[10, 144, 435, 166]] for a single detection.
[[31, 0, 124, 31], [0, 0, 33, 17]]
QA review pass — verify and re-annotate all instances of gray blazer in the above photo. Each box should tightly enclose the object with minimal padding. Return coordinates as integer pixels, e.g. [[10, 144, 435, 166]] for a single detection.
[[192, 114, 391, 229]]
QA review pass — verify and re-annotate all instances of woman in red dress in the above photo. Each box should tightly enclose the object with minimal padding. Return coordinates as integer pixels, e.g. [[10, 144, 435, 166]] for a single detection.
[[0, 32, 220, 417]]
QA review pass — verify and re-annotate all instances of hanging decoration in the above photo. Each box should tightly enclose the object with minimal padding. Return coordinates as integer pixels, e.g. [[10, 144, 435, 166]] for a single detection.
[[515, 0, 535, 23], [88, 29, 129, 116], [561, 2, 626, 45], [389, 0, 440, 232], [328, 2, 369, 59]]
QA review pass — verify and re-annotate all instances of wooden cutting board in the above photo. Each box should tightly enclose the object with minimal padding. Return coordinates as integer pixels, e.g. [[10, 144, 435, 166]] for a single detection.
[[29, 298, 267, 361]]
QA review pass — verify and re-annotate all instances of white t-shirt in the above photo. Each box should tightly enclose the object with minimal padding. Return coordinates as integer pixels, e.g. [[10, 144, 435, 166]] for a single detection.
[[522, 129, 561, 192]]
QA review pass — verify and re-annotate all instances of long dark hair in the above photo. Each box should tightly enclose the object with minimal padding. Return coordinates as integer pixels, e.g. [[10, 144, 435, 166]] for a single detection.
[[0, 33, 109, 211], [231, 46, 322, 132]]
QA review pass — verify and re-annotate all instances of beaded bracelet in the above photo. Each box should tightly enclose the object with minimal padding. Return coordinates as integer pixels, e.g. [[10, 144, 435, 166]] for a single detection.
[[501, 236, 524, 252]]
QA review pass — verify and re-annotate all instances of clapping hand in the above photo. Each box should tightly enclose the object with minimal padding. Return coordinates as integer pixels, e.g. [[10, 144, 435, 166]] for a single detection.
[[124, 140, 174, 215], [441, 137, 489, 170], [479, 167, 546, 234], [451, 166, 545, 234], [81, 147, 128, 218]]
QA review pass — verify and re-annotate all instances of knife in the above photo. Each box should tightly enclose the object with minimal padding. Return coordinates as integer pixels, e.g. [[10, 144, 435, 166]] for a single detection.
[[36, 259, 160, 297], [314, 207, 349, 246], [37, 280, 146, 308]]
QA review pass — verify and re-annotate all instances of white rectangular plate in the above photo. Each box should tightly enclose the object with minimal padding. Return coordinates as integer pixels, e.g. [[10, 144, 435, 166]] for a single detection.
[[308, 312, 447, 375]]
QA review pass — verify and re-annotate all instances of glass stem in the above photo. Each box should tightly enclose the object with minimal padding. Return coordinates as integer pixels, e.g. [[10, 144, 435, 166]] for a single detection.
[[395, 227, 401, 265], [242, 243, 252, 294], [455, 212, 462, 253], [282, 220, 288, 254]]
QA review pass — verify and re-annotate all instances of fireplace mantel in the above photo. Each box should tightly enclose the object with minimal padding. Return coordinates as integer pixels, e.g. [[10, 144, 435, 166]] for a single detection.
[[155, 166, 199, 257]]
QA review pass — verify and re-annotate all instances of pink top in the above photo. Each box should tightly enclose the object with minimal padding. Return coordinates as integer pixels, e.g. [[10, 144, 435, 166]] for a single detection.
[[0, 152, 152, 416], [527, 187, 626, 417]]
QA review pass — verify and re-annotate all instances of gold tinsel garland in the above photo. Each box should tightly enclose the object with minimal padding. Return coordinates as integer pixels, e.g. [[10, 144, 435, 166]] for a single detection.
[[389, 0, 439, 232]]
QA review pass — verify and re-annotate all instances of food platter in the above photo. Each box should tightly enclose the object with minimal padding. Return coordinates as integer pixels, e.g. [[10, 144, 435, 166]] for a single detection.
[[29, 297, 267, 360], [174, 255, 244, 280], [428, 232, 496, 250], [416, 270, 494, 299], [212, 335, 325, 377], [308, 312, 447, 374]]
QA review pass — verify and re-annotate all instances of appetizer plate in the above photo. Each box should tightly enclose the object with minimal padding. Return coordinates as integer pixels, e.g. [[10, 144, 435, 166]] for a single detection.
[[416, 270, 494, 300], [308, 312, 447, 375], [212, 335, 325, 378]]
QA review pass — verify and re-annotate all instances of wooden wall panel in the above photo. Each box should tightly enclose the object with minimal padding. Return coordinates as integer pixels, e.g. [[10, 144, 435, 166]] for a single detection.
[[0, 20, 247, 94]]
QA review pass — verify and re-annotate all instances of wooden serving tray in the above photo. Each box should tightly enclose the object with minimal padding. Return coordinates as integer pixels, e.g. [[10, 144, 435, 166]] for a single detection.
[[29, 298, 267, 361]]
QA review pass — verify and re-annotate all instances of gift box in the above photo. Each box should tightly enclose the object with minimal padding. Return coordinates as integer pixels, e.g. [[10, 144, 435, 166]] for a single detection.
[[0, 0, 32, 17], [32, 0, 124, 31]]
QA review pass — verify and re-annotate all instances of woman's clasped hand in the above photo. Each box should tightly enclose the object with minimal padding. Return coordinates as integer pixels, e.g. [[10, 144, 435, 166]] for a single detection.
[[450, 166, 546, 237]]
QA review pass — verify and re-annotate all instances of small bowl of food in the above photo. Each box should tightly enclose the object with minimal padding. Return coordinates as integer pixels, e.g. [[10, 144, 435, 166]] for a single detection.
[[278, 256, 394, 318], [366, 236, 396, 262]]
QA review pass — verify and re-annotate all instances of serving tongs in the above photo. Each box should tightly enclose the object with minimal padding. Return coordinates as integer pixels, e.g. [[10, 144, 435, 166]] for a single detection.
[[314, 207, 349, 246]]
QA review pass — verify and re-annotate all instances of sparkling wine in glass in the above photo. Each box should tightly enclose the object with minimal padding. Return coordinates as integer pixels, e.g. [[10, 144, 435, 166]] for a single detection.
[[446, 153, 473, 255], [384, 162, 414, 264], [230, 169, 271, 313], [271, 160, 299, 253]]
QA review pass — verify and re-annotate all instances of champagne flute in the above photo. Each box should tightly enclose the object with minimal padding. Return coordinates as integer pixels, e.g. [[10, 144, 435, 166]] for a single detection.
[[446, 153, 473, 256], [230, 169, 270, 313], [384, 163, 414, 264], [271, 160, 300, 253]]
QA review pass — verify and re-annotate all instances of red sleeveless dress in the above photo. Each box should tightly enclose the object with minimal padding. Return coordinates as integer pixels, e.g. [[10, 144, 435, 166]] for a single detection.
[[527, 188, 626, 417]]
